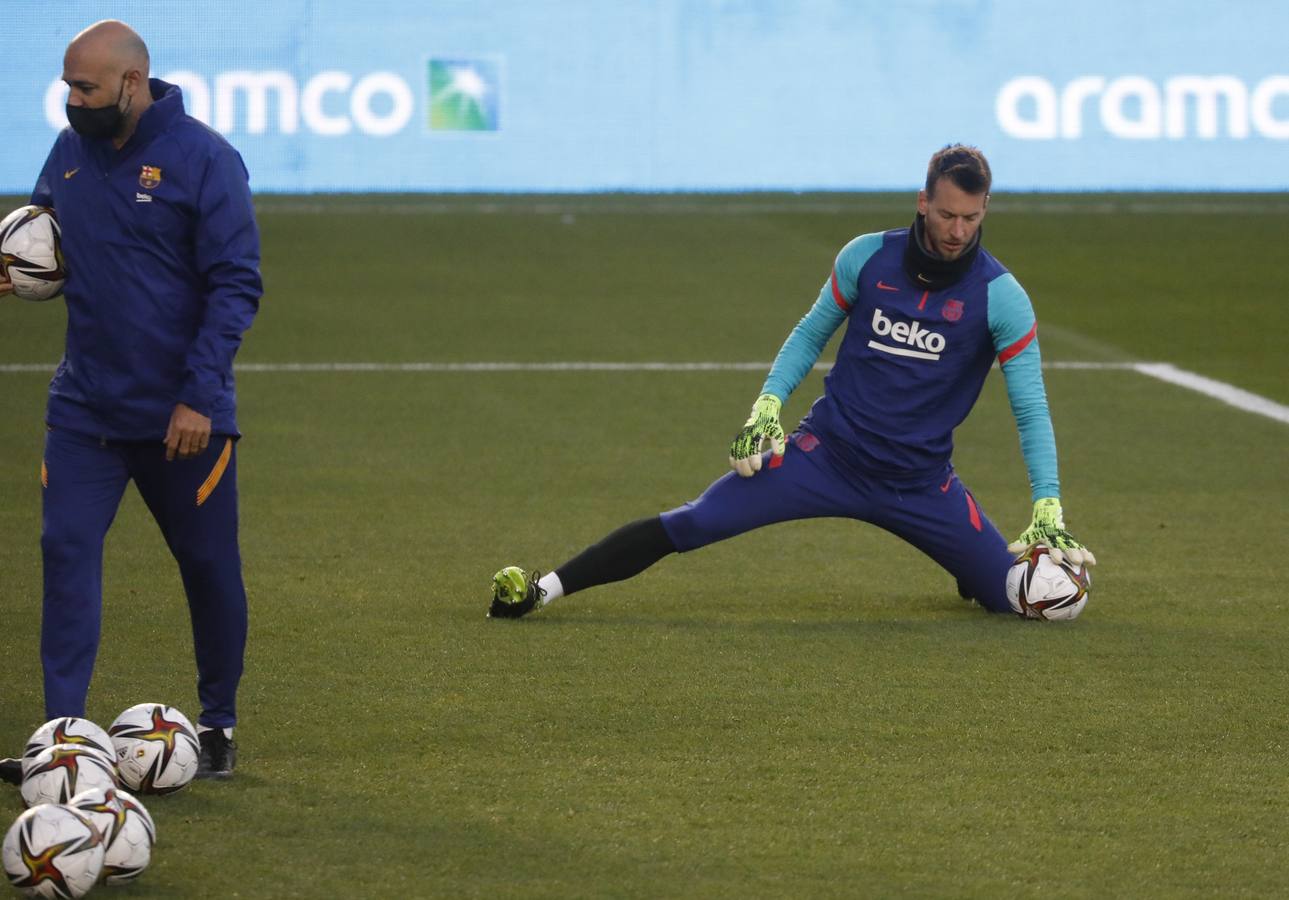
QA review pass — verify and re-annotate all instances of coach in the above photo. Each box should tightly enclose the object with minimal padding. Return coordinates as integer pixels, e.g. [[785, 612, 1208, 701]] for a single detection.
[[2, 19, 261, 780]]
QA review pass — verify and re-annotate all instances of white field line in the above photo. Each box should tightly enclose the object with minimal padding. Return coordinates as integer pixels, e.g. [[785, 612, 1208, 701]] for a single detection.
[[0, 359, 1284, 424], [1133, 362, 1289, 425]]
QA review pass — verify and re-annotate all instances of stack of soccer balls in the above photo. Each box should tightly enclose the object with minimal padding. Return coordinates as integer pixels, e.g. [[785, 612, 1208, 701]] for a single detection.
[[0, 205, 66, 302], [2, 703, 200, 898]]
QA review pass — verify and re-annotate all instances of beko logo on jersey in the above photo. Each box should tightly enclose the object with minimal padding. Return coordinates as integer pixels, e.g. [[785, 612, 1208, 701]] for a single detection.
[[869, 308, 946, 361]]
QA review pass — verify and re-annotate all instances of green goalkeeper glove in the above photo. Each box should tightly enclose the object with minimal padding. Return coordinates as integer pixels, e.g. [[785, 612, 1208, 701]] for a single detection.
[[728, 393, 785, 478], [1008, 497, 1097, 567]]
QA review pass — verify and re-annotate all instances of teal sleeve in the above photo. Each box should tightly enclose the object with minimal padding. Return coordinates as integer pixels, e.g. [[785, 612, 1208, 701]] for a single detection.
[[987, 274, 1060, 501], [761, 233, 883, 401]]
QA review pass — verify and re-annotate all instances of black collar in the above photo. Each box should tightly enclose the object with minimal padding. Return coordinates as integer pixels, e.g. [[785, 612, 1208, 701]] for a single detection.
[[902, 214, 981, 291]]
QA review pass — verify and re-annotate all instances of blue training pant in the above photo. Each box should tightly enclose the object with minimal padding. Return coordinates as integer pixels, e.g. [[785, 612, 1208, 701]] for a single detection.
[[660, 431, 1016, 613], [41, 426, 247, 727]]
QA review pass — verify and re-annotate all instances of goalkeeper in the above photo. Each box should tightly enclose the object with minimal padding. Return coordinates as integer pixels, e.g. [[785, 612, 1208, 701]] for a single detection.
[[488, 145, 1094, 620]]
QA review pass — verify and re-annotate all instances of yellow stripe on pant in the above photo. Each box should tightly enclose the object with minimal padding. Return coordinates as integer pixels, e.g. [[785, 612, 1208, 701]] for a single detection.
[[196, 438, 233, 507]]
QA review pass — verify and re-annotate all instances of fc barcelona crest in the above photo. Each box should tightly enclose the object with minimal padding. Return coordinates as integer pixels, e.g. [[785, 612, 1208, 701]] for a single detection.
[[942, 298, 964, 322], [139, 165, 162, 189]]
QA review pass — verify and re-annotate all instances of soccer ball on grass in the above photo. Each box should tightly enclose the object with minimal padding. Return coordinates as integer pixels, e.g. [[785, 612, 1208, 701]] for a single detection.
[[23, 719, 117, 779], [68, 787, 157, 885], [20, 745, 118, 809], [108, 703, 200, 795], [1006, 544, 1091, 621], [0, 206, 66, 301], [2, 803, 105, 899]]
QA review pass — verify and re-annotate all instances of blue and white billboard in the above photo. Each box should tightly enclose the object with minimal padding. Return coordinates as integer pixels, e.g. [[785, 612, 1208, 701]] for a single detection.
[[5, 0, 1288, 192]]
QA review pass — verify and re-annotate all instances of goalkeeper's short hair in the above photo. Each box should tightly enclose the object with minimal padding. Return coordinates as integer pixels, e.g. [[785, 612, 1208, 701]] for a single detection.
[[926, 144, 991, 197]]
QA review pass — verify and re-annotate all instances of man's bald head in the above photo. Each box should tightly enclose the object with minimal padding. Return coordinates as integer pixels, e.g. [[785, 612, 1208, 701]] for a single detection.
[[66, 20, 150, 77]]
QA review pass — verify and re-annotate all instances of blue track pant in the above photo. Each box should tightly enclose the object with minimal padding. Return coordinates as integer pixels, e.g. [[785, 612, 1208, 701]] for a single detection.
[[41, 426, 247, 727], [660, 431, 1016, 612]]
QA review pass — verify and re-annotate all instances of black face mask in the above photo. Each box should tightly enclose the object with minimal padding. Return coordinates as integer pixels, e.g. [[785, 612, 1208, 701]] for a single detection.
[[66, 76, 131, 140], [901, 213, 982, 291]]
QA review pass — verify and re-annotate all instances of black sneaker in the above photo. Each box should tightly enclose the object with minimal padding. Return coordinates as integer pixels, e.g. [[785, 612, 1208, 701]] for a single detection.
[[0, 758, 21, 786], [196, 730, 237, 780]]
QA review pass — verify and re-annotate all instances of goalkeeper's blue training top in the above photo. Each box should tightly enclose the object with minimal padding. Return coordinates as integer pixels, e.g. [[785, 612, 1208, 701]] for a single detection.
[[30, 79, 261, 440], [761, 229, 1058, 501]]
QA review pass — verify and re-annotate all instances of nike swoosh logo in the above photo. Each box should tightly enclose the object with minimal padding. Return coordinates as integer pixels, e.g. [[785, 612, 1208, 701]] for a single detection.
[[64, 167, 80, 179], [940, 475, 954, 492], [876, 281, 899, 292]]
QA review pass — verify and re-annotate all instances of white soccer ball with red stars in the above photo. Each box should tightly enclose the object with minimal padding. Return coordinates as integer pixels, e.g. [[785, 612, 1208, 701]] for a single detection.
[[2, 803, 105, 899], [68, 787, 157, 885], [23, 719, 117, 779], [0, 205, 66, 301], [108, 703, 200, 795], [20, 745, 119, 809], [1006, 544, 1092, 621]]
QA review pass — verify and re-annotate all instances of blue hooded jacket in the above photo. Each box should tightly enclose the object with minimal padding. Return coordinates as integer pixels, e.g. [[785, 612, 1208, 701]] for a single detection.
[[31, 78, 261, 440]]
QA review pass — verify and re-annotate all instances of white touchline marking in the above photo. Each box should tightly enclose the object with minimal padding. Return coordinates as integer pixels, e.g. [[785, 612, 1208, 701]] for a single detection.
[[0, 360, 1284, 424], [1132, 363, 1289, 425]]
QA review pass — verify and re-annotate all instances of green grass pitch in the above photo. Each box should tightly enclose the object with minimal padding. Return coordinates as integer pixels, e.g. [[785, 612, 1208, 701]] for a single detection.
[[1, 193, 1287, 897]]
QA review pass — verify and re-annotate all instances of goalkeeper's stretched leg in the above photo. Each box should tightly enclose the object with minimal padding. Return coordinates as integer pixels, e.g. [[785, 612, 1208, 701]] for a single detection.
[[489, 517, 676, 618], [489, 433, 853, 617]]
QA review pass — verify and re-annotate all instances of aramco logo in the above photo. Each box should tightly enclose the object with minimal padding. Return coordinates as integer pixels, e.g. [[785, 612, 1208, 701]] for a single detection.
[[44, 60, 503, 137], [996, 75, 1289, 140]]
